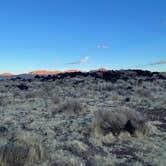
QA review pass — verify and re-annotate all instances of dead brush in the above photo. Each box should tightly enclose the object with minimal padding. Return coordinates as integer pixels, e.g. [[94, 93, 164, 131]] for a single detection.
[[52, 98, 85, 115], [92, 108, 149, 138], [52, 94, 61, 105], [0, 132, 45, 166]]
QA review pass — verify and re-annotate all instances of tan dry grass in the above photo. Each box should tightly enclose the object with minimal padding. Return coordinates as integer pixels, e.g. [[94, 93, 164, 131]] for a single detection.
[[0, 131, 45, 166]]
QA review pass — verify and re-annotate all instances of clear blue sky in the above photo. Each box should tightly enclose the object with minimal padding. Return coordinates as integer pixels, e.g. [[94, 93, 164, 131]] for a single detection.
[[0, 0, 166, 74]]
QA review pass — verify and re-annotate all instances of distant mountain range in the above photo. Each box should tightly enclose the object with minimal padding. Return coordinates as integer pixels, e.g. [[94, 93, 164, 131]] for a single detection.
[[0, 68, 108, 76], [0, 73, 13, 76], [0, 69, 165, 81], [0, 68, 108, 79]]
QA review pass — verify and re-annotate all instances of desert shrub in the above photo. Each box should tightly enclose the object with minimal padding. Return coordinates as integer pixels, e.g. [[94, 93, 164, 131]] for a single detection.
[[96, 82, 113, 91], [114, 79, 130, 89], [92, 108, 148, 137], [0, 96, 9, 107], [52, 94, 61, 104], [136, 88, 152, 98], [0, 142, 29, 166], [41, 83, 53, 97], [39, 83, 61, 109], [25, 91, 36, 99], [111, 94, 119, 101], [53, 98, 85, 115], [0, 132, 45, 166], [26, 89, 45, 98], [0, 97, 5, 107], [93, 109, 127, 136], [12, 90, 21, 98]]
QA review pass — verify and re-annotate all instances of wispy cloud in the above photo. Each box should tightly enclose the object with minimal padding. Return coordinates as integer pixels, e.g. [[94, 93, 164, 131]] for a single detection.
[[130, 60, 166, 68], [148, 60, 166, 66], [96, 45, 109, 49], [66, 56, 89, 65]]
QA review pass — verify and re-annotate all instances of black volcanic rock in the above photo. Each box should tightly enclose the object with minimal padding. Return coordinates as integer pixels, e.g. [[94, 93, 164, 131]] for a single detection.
[[17, 84, 29, 90], [0, 70, 165, 82]]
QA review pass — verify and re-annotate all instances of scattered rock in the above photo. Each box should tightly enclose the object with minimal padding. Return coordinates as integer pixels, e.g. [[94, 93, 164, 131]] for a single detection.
[[17, 84, 29, 91]]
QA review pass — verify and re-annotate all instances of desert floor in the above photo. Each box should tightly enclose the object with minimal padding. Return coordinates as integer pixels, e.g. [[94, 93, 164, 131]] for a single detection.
[[0, 70, 166, 166]]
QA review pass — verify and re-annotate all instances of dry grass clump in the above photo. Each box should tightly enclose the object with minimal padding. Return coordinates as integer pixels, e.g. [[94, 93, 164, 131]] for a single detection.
[[96, 82, 113, 91], [53, 98, 85, 115], [136, 88, 153, 99], [92, 108, 150, 139], [52, 94, 61, 105], [0, 96, 9, 107], [25, 91, 36, 99], [0, 142, 29, 166], [0, 132, 45, 166]]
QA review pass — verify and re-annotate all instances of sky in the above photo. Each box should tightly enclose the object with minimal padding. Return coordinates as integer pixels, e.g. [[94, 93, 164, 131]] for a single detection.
[[0, 0, 166, 74]]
